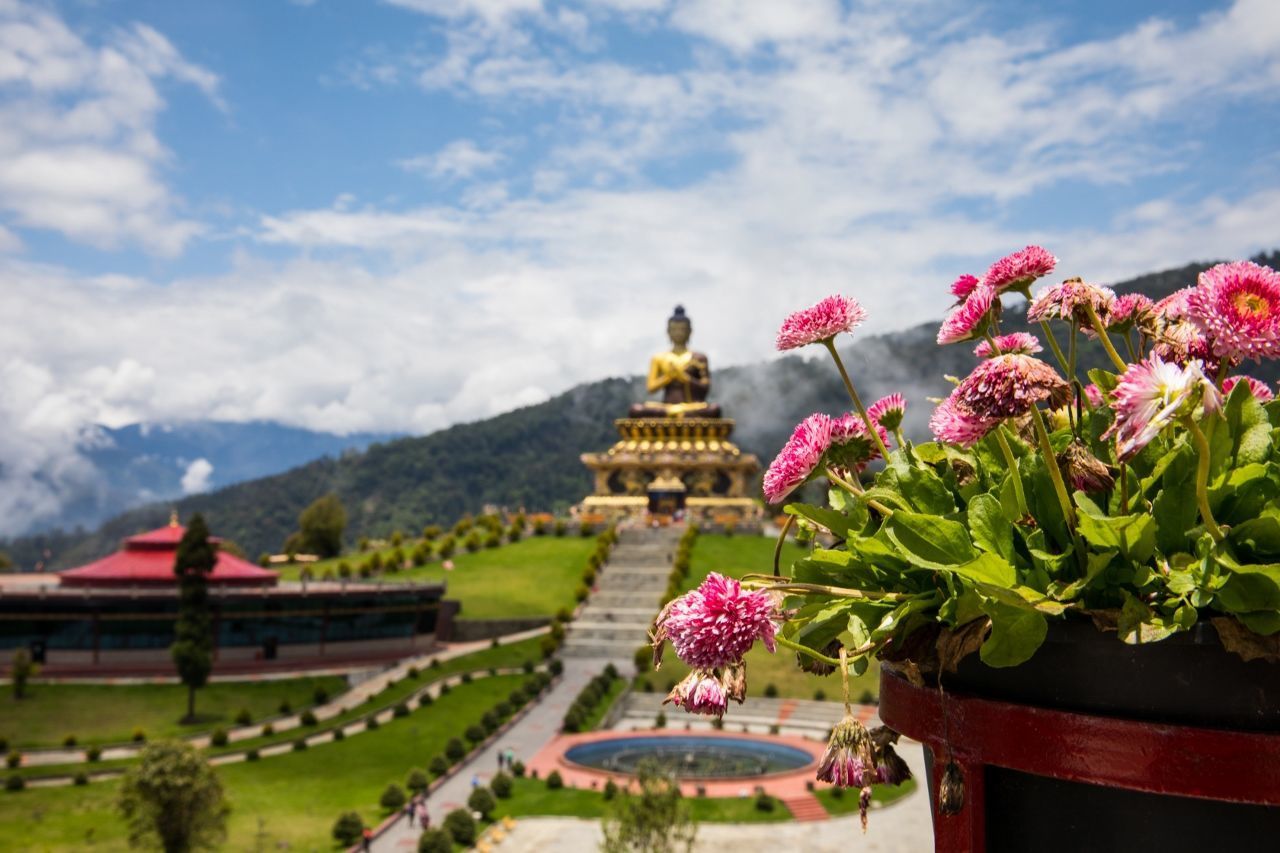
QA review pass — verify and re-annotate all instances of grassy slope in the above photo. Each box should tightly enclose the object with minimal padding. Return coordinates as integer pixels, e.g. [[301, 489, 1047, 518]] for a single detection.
[[814, 777, 918, 815], [493, 777, 789, 824], [280, 536, 595, 620], [2, 675, 345, 749], [639, 534, 880, 702], [0, 676, 526, 852]]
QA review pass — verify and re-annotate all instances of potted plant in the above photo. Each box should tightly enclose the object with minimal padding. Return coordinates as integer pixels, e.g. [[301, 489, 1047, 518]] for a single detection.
[[649, 248, 1280, 847]]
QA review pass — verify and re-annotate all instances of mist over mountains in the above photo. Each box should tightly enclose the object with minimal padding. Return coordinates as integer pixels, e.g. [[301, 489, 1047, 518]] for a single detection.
[[6, 252, 1278, 571]]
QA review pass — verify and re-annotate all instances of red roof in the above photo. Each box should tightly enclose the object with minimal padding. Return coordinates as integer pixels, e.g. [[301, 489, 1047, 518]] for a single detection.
[[59, 523, 278, 588]]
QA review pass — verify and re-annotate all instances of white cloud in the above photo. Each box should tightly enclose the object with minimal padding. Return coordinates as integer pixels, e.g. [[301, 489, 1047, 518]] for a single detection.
[[180, 458, 214, 494], [0, 3, 221, 254], [399, 139, 507, 180]]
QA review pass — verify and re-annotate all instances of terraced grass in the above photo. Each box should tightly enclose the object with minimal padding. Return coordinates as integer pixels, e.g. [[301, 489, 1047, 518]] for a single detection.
[[492, 777, 790, 823]]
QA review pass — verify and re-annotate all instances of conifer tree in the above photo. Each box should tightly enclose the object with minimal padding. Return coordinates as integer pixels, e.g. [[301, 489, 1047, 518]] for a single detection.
[[171, 514, 216, 722]]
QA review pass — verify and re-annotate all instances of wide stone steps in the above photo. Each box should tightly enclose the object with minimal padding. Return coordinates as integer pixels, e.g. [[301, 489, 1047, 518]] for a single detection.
[[781, 794, 829, 822]]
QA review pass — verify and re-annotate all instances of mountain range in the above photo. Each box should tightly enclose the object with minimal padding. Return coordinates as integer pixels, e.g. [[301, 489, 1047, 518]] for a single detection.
[[5, 251, 1277, 571]]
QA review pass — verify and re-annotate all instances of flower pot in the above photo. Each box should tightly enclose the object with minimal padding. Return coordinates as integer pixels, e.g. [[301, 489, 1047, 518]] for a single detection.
[[879, 618, 1280, 852]]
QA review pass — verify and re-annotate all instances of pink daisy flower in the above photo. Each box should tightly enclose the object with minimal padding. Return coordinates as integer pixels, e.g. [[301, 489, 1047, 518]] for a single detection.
[[951, 354, 1070, 421], [1223, 375, 1274, 402], [664, 669, 728, 717], [829, 412, 890, 471], [867, 393, 907, 430], [1026, 277, 1116, 324], [1155, 287, 1196, 324], [650, 572, 780, 670], [928, 396, 998, 446], [761, 413, 833, 504], [983, 245, 1057, 294], [1106, 293, 1155, 330], [1083, 383, 1104, 408], [1104, 356, 1222, 461], [950, 273, 980, 302], [937, 282, 997, 345], [1186, 260, 1280, 363], [776, 295, 867, 351], [973, 332, 1042, 358]]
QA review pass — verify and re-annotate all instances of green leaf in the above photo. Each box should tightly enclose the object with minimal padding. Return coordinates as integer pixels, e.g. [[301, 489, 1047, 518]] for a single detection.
[[877, 463, 956, 515], [883, 511, 976, 568], [977, 596, 1047, 667], [1075, 505, 1156, 565], [784, 502, 860, 539], [1228, 513, 1280, 561], [1087, 368, 1118, 394], [1215, 562, 1280, 612], [968, 493, 1015, 562], [1116, 591, 1180, 644]]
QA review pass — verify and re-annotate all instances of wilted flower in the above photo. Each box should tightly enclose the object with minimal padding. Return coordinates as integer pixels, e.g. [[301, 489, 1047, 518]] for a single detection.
[[983, 245, 1057, 294], [867, 393, 907, 431], [650, 572, 780, 670], [1107, 293, 1155, 331], [928, 395, 999, 446], [664, 669, 727, 716], [1223, 375, 1274, 401], [951, 354, 1071, 421], [869, 726, 913, 786], [938, 761, 966, 816], [720, 662, 747, 704], [797, 639, 842, 676], [937, 282, 997, 345], [950, 273, 980, 301], [817, 715, 877, 830], [1151, 320, 1203, 365], [762, 413, 833, 503], [1058, 440, 1115, 493], [1027, 277, 1117, 324], [829, 412, 890, 470], [776, 295, 868, 351], [1186, 260, 1280, 363], [1154, 287, 1195, 324], [973, 332, 1042, 358], [1104, 356, 1222, 461]]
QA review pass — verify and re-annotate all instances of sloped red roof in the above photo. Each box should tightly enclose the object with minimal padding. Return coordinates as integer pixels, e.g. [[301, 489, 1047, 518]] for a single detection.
[[59, 523, 278, 588]]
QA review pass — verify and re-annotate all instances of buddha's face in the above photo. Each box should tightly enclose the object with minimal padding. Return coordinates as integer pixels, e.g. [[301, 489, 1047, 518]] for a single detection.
[[668, 319, 692, 346]]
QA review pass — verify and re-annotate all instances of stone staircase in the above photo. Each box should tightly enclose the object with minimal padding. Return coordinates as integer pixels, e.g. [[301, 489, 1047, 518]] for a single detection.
[[780, 793, 829, 822], [562, 526, 680, 660]]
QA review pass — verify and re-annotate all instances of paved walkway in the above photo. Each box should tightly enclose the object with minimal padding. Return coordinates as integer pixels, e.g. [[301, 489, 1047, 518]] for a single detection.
[[494, 744, 934, 852]]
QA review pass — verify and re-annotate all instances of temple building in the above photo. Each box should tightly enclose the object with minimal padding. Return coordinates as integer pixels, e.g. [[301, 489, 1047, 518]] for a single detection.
[[0, 515, 453, 674], [581, 306, 761, 523]]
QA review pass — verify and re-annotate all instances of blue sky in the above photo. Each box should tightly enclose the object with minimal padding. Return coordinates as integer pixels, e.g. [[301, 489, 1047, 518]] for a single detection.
[[1, 0, 1279, 533]]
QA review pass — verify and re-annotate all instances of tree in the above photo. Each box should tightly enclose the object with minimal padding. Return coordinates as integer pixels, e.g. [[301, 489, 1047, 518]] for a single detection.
[[11, 648, 34, 700], [380, 783, 406, 812], [171, 515, 216, 722], [418, 828, 452, 853], [601, 762, 697, 853], [443, 809, 476, 846], [117, 741, 227, 853], [332, 811, 364, 846], [467, 786, 496, 819], [297, 494, 346, 558]]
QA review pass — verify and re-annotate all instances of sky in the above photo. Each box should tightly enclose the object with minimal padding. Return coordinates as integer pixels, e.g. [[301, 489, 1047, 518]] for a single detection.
[[2, 0, 1279, 535]]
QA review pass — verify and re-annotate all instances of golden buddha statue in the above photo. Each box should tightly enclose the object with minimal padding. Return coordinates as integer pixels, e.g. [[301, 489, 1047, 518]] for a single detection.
[[629, 306, 721, 418]]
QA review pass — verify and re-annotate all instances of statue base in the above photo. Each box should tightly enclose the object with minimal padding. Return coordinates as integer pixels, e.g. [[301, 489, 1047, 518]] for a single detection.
[[580, 417, 761, 525]]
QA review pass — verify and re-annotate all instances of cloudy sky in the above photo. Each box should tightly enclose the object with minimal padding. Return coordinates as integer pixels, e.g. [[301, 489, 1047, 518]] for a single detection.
[[2, 0, 1279, 535]]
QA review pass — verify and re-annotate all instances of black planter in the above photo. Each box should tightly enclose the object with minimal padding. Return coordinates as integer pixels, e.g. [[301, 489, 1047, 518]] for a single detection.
[[917, 617, 1280, 853]]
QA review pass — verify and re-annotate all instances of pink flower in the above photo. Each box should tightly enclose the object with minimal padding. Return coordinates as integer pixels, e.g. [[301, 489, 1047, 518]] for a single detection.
[[1155, 287, 1196, 324], [650, 572, 780, 670], [664, 670, 727, 717], [928, 396, 998, 446], [1107, 293, 1155, 330], [951, 354, 1070, 421], [1223, 375, 1274, 401], [817, 715, 877, 830], [762, 413, 833, 503], [950, 273, 980, 301], [1027, 277, 1116, 324], [1083, 384, 1104, 407], [937, 282, 997, 345], [1186, 261, 1280, 363], [1104, 356, 1222, 461], [973, 332, 1042, 358], [983, 245, 1057, 294], [828, 412, 889, 471], [776, 295, 867, 351], [1058, 440, 1114, 493], [867, 393, 907, 430]]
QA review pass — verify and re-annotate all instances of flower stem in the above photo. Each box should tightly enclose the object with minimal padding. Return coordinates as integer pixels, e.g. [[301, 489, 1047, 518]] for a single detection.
[[825, 467, 893, 516], [1119, 461, 1129, 514], [995, 426, 1028, 519], [1083, 303, 1127, 372], [777, 635, 880, 667], [1067, 322, 1078, 384], [773, 513, 796, 577], [1183, 416, 1224, 541], [822, 339, 891, 460], [742, 577, 909, 601], [840, 645, 852, 716], [1030, 406, 1077, 529], [1039, 321, 1070, 376]]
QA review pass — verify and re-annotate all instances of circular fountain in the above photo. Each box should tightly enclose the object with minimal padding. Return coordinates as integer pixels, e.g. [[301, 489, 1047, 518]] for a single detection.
[[564, 735, 813, 779]]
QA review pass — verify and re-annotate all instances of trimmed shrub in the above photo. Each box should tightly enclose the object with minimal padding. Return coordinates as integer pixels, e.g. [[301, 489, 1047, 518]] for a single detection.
[[574, 584, 590, 602], [62, 735, 77, 747], [131, 728, 147, 743], [418, 828, 452, 853], [549, 659, 564, 677], [234, 708, 252, 726], [464, 724, 486, 745], [407, 768, 429, 794], [511, 759, 526, 777], [419, 692, 434, 708], [481, 711, 499, 733], [546, 770, 564, 790], [444, 808, 476, 846], [313, 685, 330, 705], [490, 772, 513, 799], [300, 710, 318, 726], [366, 715, 380, 731], [210, 728, 228, 747], [7, 751, 23, 769], [603, 778, 619, 800], [380, 783, 407, 812], [293, 738, 308, 752], [814, 689, 827, 702], [278, 700, 292, 715], [333, 728, 346, 741], [246, 749, 260, 761], [755, 792, 776, 812], [554, 520, 567, 536], [634, 646, 651, 673], [429, 755, 449, 778], [467, 786, 496, 819], [5, 775, 24, 792], [539, 636, 558, 658], [764, 683, 779, 698], [522, 660, 534, 674], [86, 746, 101, 762], [655, 711, 667, 729], [460, 672, 473, 684], [439, 682, 451, 696], [407, 665, 420, 679], [261, 724, 274, 737], [332, 811, 364, 846], [445, 737, 466, 762], [73, 771, 88, 786], [604, 663, 619, 680], [393, 703, 410, 718]]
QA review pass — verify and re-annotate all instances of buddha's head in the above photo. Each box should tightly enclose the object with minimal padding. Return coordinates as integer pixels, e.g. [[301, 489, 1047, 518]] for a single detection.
[[667, 305, 692, 347]]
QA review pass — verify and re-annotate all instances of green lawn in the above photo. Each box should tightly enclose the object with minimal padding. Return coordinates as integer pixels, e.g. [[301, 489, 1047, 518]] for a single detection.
[[281, 536, 595, 620], [815, 777, 918, 815], [639, 534, 880, 702], [0, 675, 527, 851], [580, 678, 628, 732], [1, 675, 346, 749], [492, 777, 789, 823]]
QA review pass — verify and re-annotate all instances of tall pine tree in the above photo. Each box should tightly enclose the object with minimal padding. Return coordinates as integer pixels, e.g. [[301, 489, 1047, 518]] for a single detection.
[[171, 514, 216, 722]]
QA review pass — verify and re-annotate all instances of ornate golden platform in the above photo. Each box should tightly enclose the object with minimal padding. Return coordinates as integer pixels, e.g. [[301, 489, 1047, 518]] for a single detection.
[[580, 417, 760, 521]]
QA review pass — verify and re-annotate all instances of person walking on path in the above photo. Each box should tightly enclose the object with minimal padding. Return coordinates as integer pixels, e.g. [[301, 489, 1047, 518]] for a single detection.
[[419, 801, 430, 829], [404, 800, 415, 828], [361, 827, 372, 851]]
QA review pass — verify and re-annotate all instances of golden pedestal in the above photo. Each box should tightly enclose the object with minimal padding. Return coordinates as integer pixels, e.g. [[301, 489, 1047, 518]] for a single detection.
[[580, 417, 761, 523]]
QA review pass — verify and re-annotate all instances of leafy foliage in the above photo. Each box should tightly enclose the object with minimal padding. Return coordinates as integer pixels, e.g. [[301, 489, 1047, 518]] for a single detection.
[[294, 493, 347, 557], [116, 741, 228, 853], [171, 515, 216, 721], [601, 761, 698, 853]]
